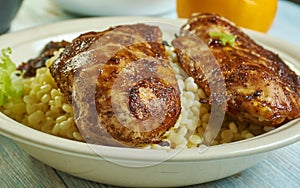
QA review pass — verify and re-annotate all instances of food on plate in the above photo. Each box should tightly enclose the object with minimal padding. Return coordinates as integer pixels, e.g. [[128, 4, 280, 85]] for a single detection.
[[1, 14, 299, 148], [49, 24, 181, 146], [0, 48, 23, 106], [18, 41, 70, 78], [172, 13, 300, 127]]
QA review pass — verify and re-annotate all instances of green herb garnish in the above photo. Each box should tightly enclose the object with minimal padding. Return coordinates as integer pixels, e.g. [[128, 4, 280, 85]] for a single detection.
[[0, 47, 23, 106], [209, 32, 237, 46]]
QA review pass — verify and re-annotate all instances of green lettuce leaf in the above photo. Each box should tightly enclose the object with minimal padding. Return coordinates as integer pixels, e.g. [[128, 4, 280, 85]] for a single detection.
[[0, 47, 23, 106]]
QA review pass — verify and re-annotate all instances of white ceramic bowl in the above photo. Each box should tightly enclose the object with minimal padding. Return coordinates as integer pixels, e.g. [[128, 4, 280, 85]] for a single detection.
[[0, 17, 299, 187], [50, 0, 176, 16]]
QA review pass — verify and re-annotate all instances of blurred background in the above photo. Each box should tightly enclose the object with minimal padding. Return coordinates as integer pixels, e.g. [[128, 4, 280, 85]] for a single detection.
[[7, 0, 300, 46]]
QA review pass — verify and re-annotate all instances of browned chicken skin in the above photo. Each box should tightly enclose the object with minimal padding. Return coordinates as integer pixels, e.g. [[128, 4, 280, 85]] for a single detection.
[[18, 40, 70, 77], [172, 13, 300, 126], [50, 24, 181, 147]]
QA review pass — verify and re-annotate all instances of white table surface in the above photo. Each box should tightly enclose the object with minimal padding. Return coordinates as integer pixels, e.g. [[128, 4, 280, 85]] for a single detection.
[[1, 0, 300, 187]]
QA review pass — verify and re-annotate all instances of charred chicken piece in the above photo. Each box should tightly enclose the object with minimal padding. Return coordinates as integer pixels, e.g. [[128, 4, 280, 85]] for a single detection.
[[18, 40, 70, 77], [50, 24, 181, 147], [172, 13, 300, 126]]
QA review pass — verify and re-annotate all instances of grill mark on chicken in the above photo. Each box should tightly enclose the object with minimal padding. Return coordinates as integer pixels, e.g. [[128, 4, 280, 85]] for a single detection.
[[172, 13, 300, 126], [49, 24, 181, 147]]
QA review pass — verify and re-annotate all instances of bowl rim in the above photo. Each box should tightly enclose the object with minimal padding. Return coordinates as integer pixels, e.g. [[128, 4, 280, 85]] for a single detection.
[[0, 16, 299, 163]]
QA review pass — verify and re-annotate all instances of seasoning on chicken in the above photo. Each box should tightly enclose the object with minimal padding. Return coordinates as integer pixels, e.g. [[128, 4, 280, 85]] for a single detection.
[[18, 40, 70, 78], [49, 24, 181, 147], [172, 13, 300, 127]]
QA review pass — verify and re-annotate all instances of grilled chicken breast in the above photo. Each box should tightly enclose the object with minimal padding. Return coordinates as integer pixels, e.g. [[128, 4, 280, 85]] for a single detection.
[[50, 24, 181, 146], [172, 13, 300, 126]]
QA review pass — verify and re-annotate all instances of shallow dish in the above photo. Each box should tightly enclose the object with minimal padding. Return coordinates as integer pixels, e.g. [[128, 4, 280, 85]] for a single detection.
[[50, 0, 176, 16], [0, 17, 299, 187]]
